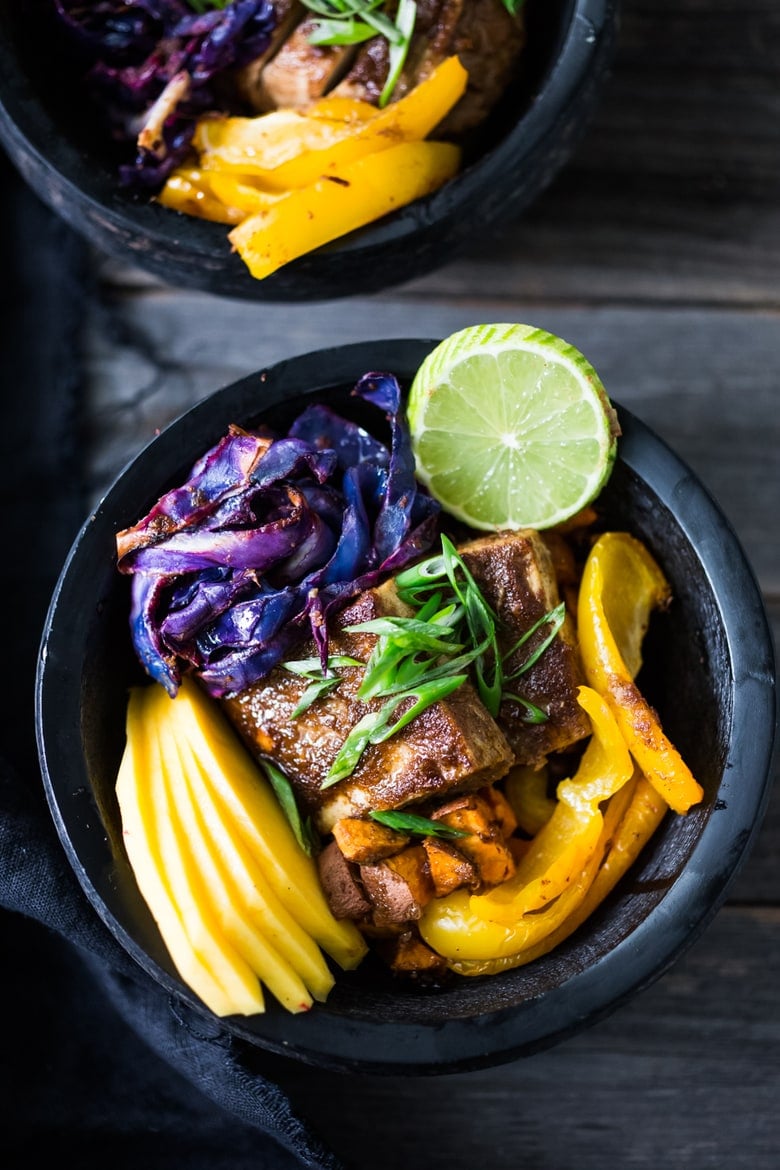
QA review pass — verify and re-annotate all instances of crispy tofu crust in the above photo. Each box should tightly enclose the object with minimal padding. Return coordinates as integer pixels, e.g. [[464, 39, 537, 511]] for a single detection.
[[221, 578, 514, 833], [459, 530, 591, 768]]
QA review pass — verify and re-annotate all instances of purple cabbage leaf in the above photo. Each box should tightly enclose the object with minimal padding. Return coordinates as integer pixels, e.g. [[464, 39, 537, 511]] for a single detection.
[[53, 0, 277, 192], [116, 374, 441, 698]]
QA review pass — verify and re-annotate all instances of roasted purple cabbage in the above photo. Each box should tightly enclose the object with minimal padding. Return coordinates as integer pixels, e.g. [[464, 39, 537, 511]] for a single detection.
[[53, 0, 276, 190], [116, 373, 441, 698]]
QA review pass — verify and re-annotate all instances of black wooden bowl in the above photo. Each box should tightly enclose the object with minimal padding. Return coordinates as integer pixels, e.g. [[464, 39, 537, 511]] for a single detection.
[[0, 0, 617, 300], [35, 338, 777, 1073]]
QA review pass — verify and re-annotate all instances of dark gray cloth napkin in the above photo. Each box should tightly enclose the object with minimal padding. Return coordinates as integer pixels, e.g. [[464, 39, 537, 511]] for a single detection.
[[0, 153, 344, 1170]]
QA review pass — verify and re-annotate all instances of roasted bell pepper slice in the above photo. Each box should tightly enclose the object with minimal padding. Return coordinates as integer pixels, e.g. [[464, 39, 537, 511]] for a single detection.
[[228, 140, 461, 281], [156, 168, 245, 225], [503, 764, 556, 837], [577, 531, 703, 814], [418, 687, 634, 959], [195, 55, 467, 191], [447, 773, 639, 977]]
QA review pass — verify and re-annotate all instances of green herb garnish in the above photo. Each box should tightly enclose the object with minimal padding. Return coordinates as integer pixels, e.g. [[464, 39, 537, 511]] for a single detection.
[[300, 0, 417, 107], [282, 654, 363, 716], [260, 758, 318, 856], [322, 674, 467, 788], [185, 0, 231, 13], [369, 809, 469, 839], [286, 536, 563, 788]]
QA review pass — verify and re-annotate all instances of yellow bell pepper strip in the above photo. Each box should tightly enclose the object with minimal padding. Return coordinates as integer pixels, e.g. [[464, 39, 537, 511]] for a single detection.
[[578, 531, 704, 814], [307, 95, 379, 123], [418, 686, 634, 959], [156, 167, 246, 225], [204, 173, 283, 217], [228, 140, 461, 281], [503, 764, 556, 837], [194, 54, 468, 191], [471, 686, 633, 923], [573, 771, 668, 918], [446, 772, 639, 977]]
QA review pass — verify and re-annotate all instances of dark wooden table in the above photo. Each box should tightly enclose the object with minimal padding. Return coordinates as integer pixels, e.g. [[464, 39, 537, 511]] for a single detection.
[[7, 1, 780, 1166]]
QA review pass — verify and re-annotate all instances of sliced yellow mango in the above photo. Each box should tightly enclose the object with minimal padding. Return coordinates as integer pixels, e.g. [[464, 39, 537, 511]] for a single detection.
[[150, 686, 323, 1012], [228, 139, 461, 281], [578, 531, 704, 814], [196, 55, 467, 190], [166, 677, 367, 972], [118, 687, 265, 1017]]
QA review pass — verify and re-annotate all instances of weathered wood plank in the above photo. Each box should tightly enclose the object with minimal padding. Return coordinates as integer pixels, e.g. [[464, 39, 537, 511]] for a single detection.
[[83, 297, 780, 593], [260, 907, 780, 1170]]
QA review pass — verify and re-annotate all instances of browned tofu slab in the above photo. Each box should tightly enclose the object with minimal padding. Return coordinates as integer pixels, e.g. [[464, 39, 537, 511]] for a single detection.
[[221, 578, 514, 833], [332, 0, 526, 136], [459, 530, 591, 768], [247, 17, 359, 112]]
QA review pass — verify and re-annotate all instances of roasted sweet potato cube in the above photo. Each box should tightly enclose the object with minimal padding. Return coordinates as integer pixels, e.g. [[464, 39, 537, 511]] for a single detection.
[[360, 844, 434, 923], [317, 840, 372, 920], [332, 817, 410, 863], [422, 837, 477, 896], [380, 930, 449, 976], [480, 785, 519, 837], [431, 794, 516, 887]]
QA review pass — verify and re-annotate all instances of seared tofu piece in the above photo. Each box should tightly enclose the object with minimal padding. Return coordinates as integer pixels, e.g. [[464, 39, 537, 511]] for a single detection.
[[459, 530, 591, 768], [231, 0, 308, 112], [333, 0, 526, 136], [250, 17, 359, 111], [221, 578, 514, 834]]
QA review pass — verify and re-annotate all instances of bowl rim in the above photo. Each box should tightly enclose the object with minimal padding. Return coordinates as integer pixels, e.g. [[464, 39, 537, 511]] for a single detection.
[[0, 0, 619, 298], [35, 337, 778, 1073]]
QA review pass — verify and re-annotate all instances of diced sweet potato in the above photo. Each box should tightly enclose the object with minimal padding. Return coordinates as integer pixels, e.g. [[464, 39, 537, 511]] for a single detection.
[[422, 837, 477, 896], [379, 930, 449, 976], [431, 794, 516, 887], [317, 840, 372, 920], [360, 844, 434, 923], [480, 785, 518, 837], [332, 817, 410, 863]]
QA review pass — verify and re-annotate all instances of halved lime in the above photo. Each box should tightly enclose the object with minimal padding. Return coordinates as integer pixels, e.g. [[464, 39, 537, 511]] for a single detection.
[[407, 324, 620, 531]]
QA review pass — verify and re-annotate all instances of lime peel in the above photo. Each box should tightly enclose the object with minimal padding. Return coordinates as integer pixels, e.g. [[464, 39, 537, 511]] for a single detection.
[[407, 323, 620, 531]]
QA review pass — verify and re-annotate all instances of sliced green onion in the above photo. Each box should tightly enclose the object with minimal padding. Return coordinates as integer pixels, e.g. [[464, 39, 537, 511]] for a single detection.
[[261, 759, 318, 856], [283, 654, 363, 716], [282, 654, 363, 676], [503, 603, 567, 679], [369, 809, 469, 839], [379, 0, 416, 107], [395, 554, 447, 603], [501, 692, 549, 725], [322, 674, 466, 787], [307, 18, 378, 45], [291, 675, 343, 717]]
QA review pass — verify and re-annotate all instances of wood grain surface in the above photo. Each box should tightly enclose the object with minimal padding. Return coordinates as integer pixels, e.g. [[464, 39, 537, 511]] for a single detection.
[[39, 0, 780, 1165]]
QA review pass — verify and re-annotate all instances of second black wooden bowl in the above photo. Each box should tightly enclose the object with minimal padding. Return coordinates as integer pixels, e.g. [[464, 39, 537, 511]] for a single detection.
[[35, 338, 777, 1073], [0, 0, 617, 300]]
